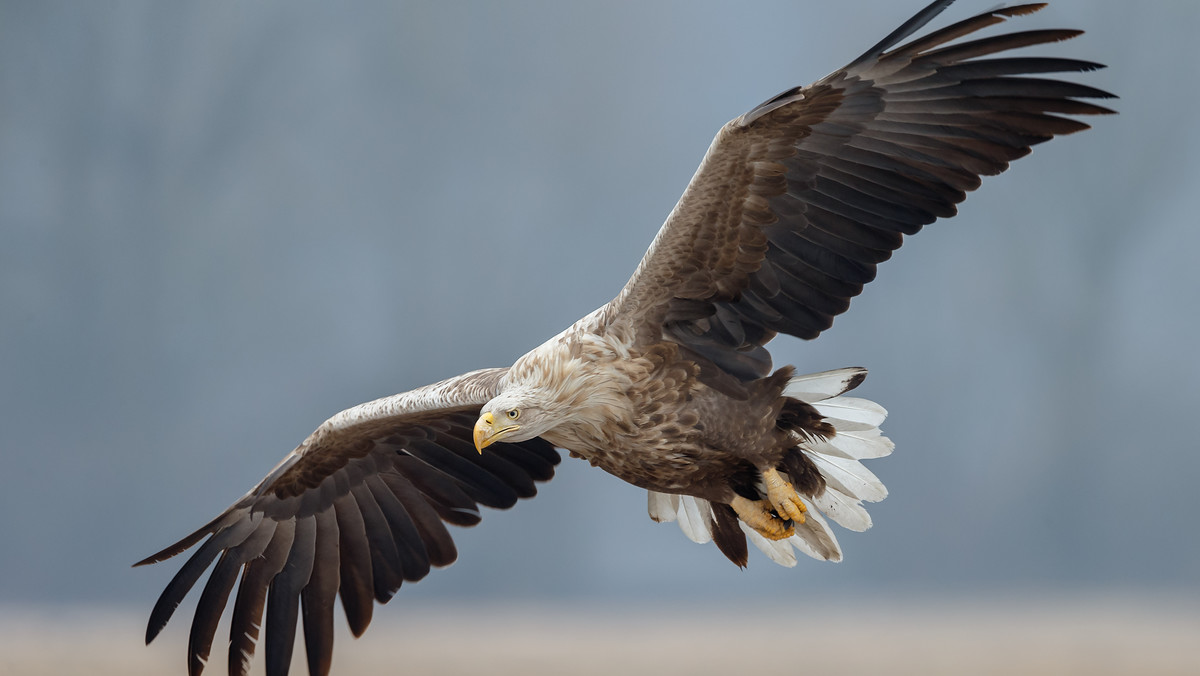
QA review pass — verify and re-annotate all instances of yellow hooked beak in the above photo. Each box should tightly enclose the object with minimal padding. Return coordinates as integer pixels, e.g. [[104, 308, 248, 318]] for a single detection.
[[473, 411, 520, 453]]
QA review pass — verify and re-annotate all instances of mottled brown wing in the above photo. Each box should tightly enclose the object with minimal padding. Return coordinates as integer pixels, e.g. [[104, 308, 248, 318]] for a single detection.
[[135, 368, 560, 676], [606, 1, 1115, 381]]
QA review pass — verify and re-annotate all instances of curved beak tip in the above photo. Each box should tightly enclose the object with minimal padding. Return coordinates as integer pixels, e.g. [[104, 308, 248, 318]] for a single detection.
[[473, 420, 491, 454], [473, 415, 518, 453]]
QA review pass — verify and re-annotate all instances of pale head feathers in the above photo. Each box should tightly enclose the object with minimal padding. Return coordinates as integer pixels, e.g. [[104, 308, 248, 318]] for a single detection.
[[482, 323, 636, 445]]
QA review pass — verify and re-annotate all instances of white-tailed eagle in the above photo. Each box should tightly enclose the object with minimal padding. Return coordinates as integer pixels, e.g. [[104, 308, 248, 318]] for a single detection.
[[138, 2, 1114, 675]]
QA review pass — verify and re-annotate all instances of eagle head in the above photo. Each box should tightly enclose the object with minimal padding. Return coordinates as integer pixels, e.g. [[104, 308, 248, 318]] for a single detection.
[[473, 389, 556, 452]]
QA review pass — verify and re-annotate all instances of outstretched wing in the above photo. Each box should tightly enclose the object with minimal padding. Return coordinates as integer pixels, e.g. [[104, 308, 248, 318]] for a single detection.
[[136, 367, 560, 676], [606, 0, 1115, 382]]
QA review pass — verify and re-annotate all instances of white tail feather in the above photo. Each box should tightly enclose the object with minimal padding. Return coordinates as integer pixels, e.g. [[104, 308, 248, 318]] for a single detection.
[[647, 491, 680, 523], [646, 366, 890, 567], [741, 523, 798, 567], [788, 504, 843, 562], [783, 367, 867, 402], [812, 397, 888, 427], [809, 486, 873, 532], [814, 429, 894, 460], [675, 496, 713, 544], [807, 452, 888, 503]]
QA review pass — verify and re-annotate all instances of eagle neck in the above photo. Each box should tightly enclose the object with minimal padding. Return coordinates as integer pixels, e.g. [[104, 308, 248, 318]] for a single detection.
[[508, 328, 636, 451]]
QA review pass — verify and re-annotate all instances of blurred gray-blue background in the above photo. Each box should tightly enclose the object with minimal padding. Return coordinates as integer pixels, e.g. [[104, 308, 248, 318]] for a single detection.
[[2, 0, 1197, 623]]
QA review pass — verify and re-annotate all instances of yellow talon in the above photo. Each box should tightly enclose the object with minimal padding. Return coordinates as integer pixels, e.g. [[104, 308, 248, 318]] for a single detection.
[[730, 495, 795, 540], [726, 468, 812, 540], [762, 467, 807, 524]]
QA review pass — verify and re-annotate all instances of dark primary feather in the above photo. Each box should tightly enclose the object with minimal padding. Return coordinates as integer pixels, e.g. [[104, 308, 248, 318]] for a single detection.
[[228, 519, 292, 676], [137, 369, 560, 676], [609, 0, 1114, 383], [258, 514, 312, 676]]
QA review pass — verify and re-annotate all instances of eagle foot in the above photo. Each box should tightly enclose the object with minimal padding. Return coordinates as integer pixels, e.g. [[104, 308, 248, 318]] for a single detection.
[[761, 467, 807, 524], [729, 495, 795, 541]]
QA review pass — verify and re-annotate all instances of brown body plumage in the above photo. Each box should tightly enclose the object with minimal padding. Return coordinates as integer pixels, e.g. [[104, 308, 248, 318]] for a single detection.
[[525, 320, 816, 503], [137, 3, 1114, 676]]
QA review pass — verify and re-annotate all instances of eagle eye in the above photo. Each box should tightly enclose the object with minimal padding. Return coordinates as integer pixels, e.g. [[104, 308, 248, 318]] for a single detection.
[[506, 409, 520, 420]]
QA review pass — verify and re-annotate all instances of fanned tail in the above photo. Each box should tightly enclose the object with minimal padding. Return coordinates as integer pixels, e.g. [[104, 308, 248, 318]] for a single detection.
[[647, 367, 892, 567]]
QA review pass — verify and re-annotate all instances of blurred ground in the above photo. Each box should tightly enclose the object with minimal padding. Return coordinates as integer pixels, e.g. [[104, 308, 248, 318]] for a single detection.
[[3, 596, 1197, 676]]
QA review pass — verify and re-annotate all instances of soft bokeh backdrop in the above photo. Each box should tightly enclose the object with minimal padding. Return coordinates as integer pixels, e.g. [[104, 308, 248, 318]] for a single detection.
[[2, 1, 1197, 666]]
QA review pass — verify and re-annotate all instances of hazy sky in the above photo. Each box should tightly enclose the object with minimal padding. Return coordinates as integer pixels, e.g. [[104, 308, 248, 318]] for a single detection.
[[1, 0, 1197, 615]]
